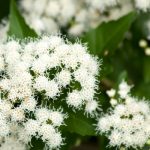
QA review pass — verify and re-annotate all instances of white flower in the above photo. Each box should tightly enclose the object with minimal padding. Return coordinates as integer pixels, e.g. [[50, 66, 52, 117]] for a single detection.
[[66, 90, 83, 108], [48, 132, 63, 149], [109, 130, 122, 147], [25, 119, 39, 136], [39, 124, 56, 141], [73, 68, 89, 83], [0, 79, 10, 90], [135, 0, 150, 11], [48, 36, 64, 49], [139, 39, 148, 48], [45, 1, 60, 17], [49, 111, 65, 126], [46, 80, 59, 98], [56, 70, 71, 87], [0, 100, 12, 116], [0, 35, 100, 149], [106, 89, 116, 97], [118, 81, 131, 98], [21, 97, 37, 112], [114, 104, 126, 115], [19, 0, 149, 37], [36, 108, 50, 123], [97, 81, 150, 148], [0, 137, 26, 150], [97, 116, 112, 133], [34, 76, 49, 91], [0, 120, 10, 136], [69, 24, 85, 36], [85, 100, 98, 114], [11, 108, 25, 122], [145, 47, 150, 56], [88, 0, 118, 12], [0, 57, 4, 71], [110, 98, 117, 106], [80, 88, 95, 101]]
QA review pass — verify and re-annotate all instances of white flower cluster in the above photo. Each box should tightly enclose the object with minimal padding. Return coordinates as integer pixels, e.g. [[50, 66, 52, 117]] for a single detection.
[[0, 35, 100, 149], [0, 136, 27, 150], [97, 81, 150, 149], [19, 0, 150, 36], [135, 0, 150, 11]]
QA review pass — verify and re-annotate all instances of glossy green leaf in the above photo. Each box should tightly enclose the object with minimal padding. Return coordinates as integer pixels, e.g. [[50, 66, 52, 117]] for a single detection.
[[66, 113, 96, 136], [82, 12, 136, 55], [143, 57, 150, 83], [8, 0, 37, 38]]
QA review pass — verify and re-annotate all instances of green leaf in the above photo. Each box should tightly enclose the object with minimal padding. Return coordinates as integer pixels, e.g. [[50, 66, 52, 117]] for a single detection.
[[132, 12, 150, 39], [82, 12, 136, 55], [143, 57, 150, 83], [65, 113, 96, 136], [8, 0, 37, 38]]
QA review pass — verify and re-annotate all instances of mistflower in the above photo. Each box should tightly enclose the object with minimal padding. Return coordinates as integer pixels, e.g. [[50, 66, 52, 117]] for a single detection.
[[118, 80, 131, 98], [0, 35, 100, 149], [135, 0, 150, 11], [49, 111, 65, 126], [19, 0, 149, 37], [106, 89, 116, 97], [97, 81, 150, 149], [67, 90, 83, 108], [0, 0, 149, 38], [145, 47, 150, 56], [87, 0, 118, 12], [0, 137, 27, 150]]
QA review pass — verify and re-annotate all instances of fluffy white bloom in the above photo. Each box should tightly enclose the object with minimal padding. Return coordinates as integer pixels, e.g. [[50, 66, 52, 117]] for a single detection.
[[48, 132, 63, 149], [97, 81, 150, 148], [21, 97, 37, 111], [56, 70, 71, 87], [139, 39, 148, 48], [0, 35, 99, 111], [0, 57, 4, 71], [39, 123, 64, 149], [0, 99, 12, 116], [49, 111, 65, 126], [135, 0, 150, 11], [11, 108, 25, 122], [85, 100, 99, 114], [106, 89, 116, 97], [118, 80, 131, 98], [97, 116, 112, 133], [34, 76, 49, 91], [0, 120, 9, 136], [19, 0, 150, 37], [145, 47, 150, 56], [69, 24, 85, 36], [66, 90, 83, 108], [87, 0, 118, 12], [97, 98, 150, 148], [0, 137, 26, 150], [24, 119, 39, 136], [46, 80, 59, 98], [36, 108, 51, 123], [39, 124, 56, 141], [0, 0, 149, 39], [0, 35, 100, 149], [110, 98, 118, 106]]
